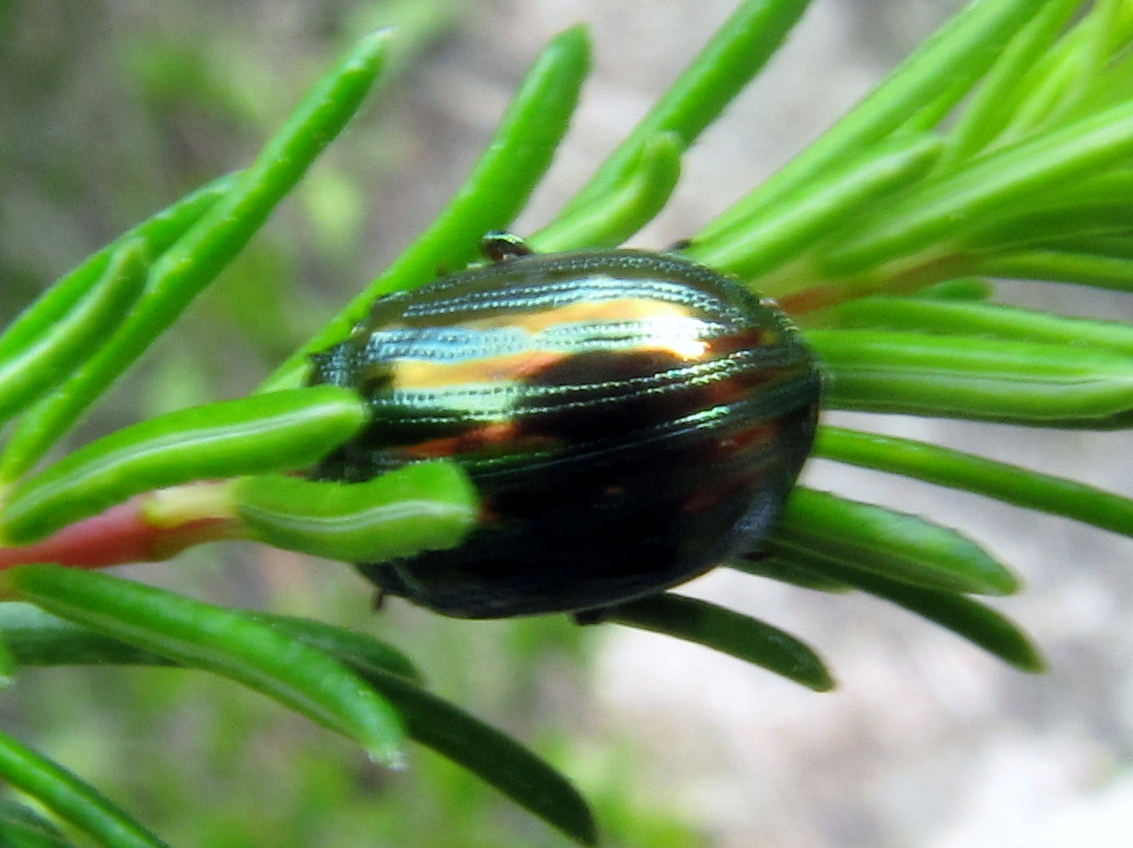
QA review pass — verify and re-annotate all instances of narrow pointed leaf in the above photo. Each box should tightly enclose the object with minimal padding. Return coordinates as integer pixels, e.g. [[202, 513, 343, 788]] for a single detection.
[[692, 133, 942, 281], [744, 547, 1044, 672], [698, 0, 1042, 240], [1, 386, 369, 544], [241, 613, 422, 683], [362, 667, 599, 846], [939, 0, 1082, 166], [1, 566, 406, 766], [0, 800, 74, 848], [0, 174, 234, 375], [731, 553, 850, 592], [0, 728, 169, 848], [609, 592, 834, 691], [813, 295, 1133, 355], [977, 249, 1133, 293], [823, 98, 1133, 273], [911, 277, 994, 300], [532, 132, 681, 252], [809, 328, 1133, 426], [0, 242, 147, 429], [233, 461, 479, 563], [564, 0, 814, 216], [0, 31, 393, 480], [262, 26, 592, 392], [958, 171, 1133, 250], [1012, 0, 1132, 133], [814, 426, 1133, 540], [0, 602, 421, 683], [965, 199, 1133, 250], [777, 487, 1018, 595], [0, 602, 596, 846]]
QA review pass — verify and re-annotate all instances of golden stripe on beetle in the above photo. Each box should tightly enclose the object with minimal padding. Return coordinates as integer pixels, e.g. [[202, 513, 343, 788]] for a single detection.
[[309, 234, 821, 619]]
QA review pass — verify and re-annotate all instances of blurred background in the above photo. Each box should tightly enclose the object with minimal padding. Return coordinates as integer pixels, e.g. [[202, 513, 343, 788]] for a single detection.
[[2, 0, 1133, 845]]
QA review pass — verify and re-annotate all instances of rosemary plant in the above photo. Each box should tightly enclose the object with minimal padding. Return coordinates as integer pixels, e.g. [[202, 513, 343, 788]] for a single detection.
[[0, 0, 1131, 844]]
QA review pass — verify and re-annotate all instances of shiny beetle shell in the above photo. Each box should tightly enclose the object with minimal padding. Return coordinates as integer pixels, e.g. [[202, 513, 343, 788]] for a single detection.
[[309, 244, 821, 618]]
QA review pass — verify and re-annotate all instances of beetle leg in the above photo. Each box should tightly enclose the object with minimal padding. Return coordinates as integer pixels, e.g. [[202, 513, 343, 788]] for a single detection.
[[572, 606, 615, 626], [480, 231, 533, 262]]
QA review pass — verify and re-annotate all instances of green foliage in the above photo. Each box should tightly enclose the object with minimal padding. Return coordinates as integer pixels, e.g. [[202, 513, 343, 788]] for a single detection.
[[234, 462, 479, 562], [1, 387, 371, 544], [1, 0, 1133, 844], [0, 726, 169, 848]]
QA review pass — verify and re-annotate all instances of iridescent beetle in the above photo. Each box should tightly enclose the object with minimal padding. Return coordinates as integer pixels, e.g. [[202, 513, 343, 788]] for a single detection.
[[309, 234, 821, 619]]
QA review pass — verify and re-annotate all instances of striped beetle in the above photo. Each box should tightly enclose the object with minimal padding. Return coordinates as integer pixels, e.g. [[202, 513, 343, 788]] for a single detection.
[[310, 235, 821, 618]]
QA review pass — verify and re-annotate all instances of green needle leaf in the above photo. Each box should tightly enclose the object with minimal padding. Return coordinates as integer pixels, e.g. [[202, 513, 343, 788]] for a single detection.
[[240, 613, 423, 683], [0, 602, 421, 683], [233, 461, 479, 564], [776, 487, 1019, 595], [911, 277, 994, 300], [691, 132, 943, 281], [964, 192, 1133, 251], [812, 295, 1133, 355], [0, 602, 596, 846], [532, 132, 682, 252], [1, 386, 370, 544], [0, 727, 170, 848], [0, 30, 393, 480], [563, 0, 814, 216], [729, 553, 851, 592], [814, 425, 1133, 540], [809, 328, 1133, 426], [976, 249, 1133, 294], [609, 592, 834, 691], [261, 25, 592, 392], [938, 0, 1081, 166], [1, 566, 406, 767], [0, 175, 233, 378], [0, 242, 146, 430], [823, 98, 1133, 273], [363, 667, 599, 846], [734, 550, 1044, 672], [698, 0, 1042, 241], [1008, 0, 1131, 135], [0, 800, 74, 848]]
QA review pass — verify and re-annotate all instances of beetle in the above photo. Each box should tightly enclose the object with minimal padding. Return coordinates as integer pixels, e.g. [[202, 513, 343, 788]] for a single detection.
[[309, 234, 821, 619]]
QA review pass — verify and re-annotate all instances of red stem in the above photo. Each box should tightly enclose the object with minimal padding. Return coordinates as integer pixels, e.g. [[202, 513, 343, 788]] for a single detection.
[[0, 497, 239, 570]]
